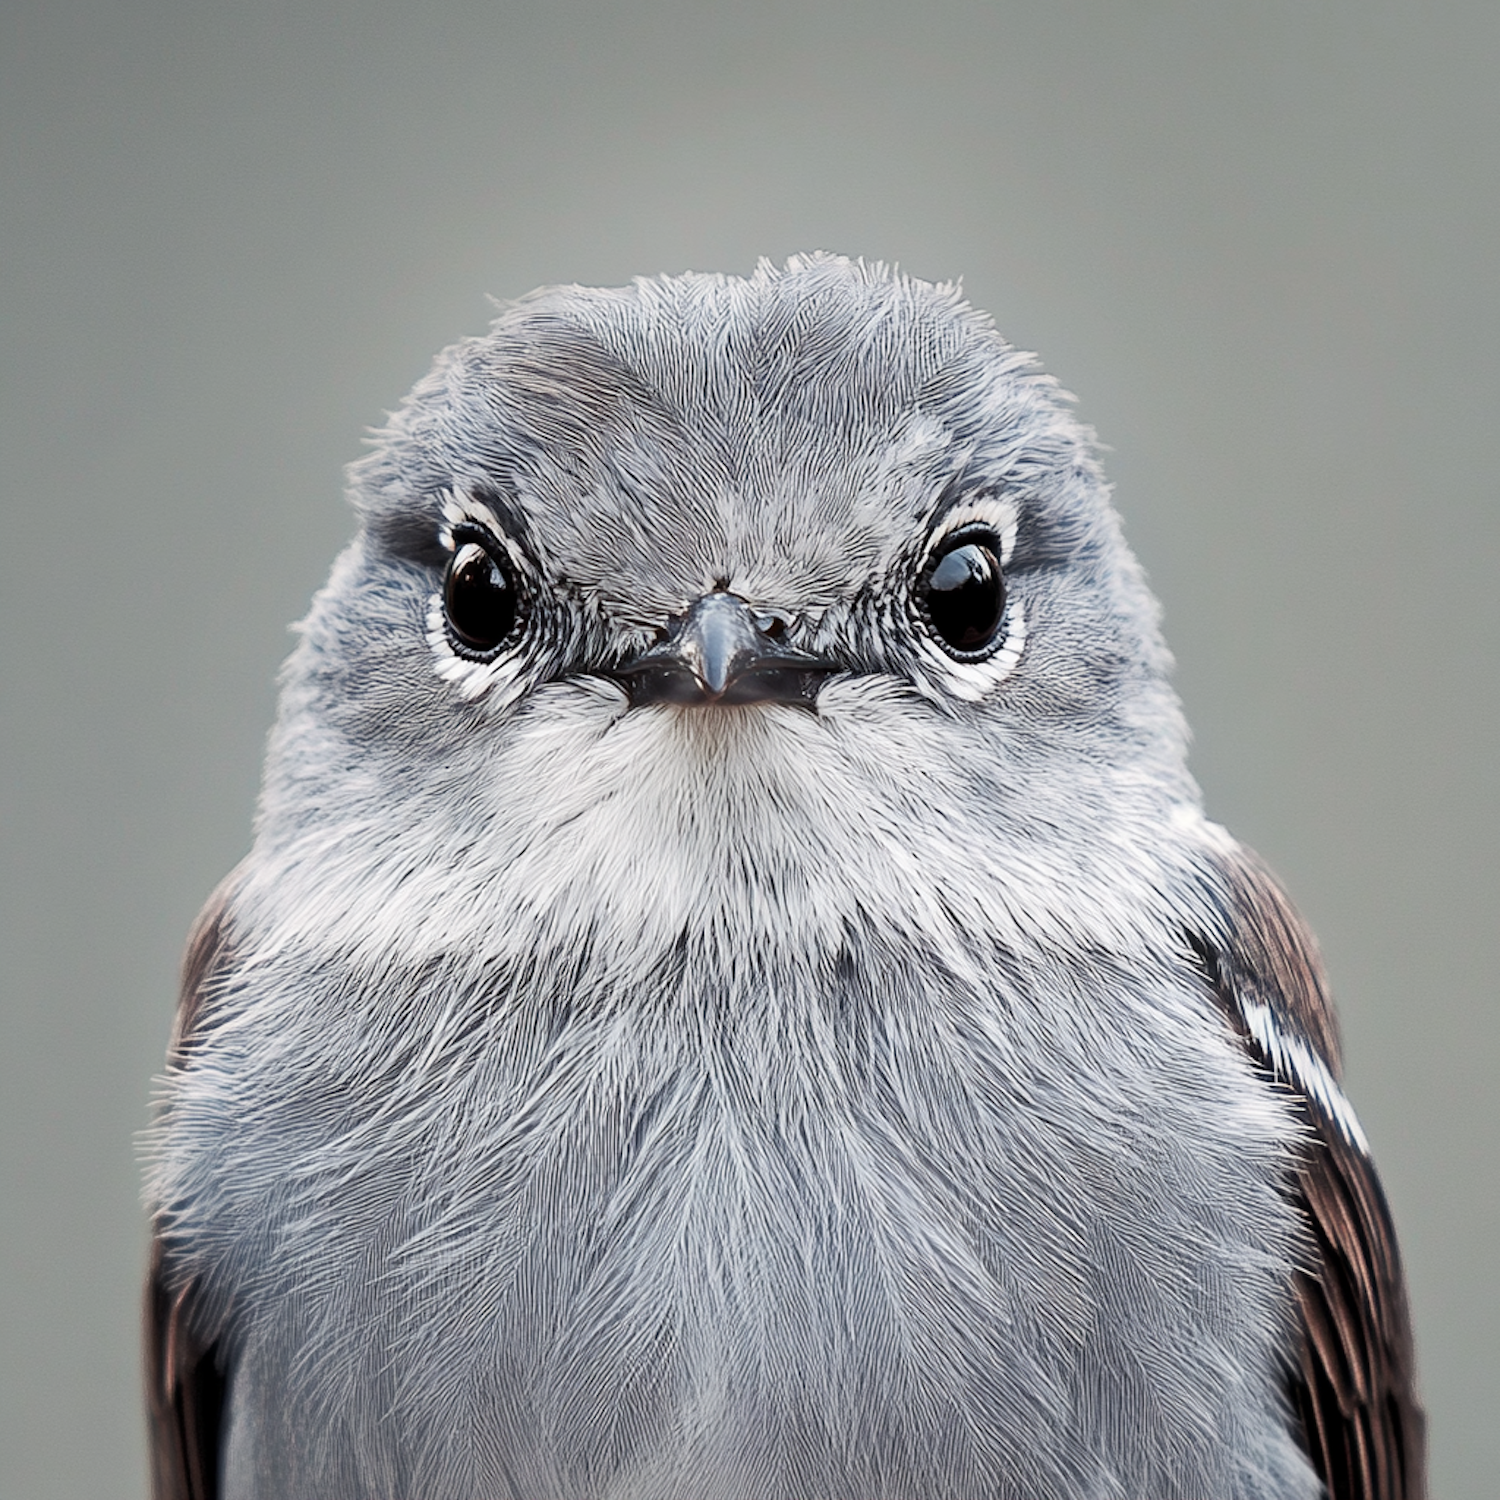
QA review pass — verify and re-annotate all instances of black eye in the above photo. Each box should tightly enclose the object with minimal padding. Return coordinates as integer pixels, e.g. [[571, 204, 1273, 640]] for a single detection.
[[917, 531, 1007, 658], [443, 535, 520, 656]]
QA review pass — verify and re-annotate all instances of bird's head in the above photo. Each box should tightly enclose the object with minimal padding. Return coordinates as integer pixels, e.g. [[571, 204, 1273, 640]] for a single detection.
[[247, 255, 1195, 974]]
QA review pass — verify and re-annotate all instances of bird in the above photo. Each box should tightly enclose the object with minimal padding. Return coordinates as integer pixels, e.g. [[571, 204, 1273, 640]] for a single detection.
[[144, 254, 1425, 1500]]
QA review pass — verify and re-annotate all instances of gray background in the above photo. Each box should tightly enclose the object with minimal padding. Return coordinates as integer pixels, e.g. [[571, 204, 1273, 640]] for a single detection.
[[2, 1, 1495, 1494]]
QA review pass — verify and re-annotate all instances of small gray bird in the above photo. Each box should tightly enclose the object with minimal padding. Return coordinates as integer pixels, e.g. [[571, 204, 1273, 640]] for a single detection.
[[145, 255, 1424, 1500]]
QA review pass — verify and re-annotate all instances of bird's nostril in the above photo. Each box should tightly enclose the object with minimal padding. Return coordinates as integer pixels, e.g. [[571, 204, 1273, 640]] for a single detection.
[[759, 615, 788, 640]]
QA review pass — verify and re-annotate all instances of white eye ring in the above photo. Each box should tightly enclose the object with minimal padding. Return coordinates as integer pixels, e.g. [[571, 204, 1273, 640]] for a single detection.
[[428, 490, 533, 710], [442, 529, 525, 659], [914, 527, 1008, 661], [912, 493, 1025, 701]]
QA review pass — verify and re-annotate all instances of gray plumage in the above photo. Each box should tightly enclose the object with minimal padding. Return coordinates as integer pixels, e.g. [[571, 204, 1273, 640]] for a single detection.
[[145, 254, 1423, 1500]]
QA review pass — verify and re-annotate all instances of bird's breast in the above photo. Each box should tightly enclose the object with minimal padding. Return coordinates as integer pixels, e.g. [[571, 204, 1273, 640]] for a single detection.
[[202, 945, 1316, 1500]]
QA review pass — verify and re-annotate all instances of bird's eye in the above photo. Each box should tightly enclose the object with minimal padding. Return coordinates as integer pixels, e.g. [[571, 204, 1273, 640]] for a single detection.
[[443, 534, 521, 656], [917, 530, 1007, 658]]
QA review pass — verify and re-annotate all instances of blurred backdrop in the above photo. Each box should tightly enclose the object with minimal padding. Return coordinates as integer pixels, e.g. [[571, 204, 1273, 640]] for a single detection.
[[3, 2, 1496, 1495]]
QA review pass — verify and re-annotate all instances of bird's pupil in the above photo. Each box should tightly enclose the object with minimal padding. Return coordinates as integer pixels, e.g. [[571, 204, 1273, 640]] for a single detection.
[[445, 540, 516, 653], [923, 539, 1005, 655]]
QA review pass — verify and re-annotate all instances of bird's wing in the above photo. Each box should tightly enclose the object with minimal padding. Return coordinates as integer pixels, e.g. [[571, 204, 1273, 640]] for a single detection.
[[146, 1239, 226, 1500], [1192, 846, 1426, 1500], [146, 885, 236, 1500]]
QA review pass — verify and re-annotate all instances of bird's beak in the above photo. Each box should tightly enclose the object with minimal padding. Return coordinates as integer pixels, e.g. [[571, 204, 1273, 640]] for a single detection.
[[610, 591, 838, 707]]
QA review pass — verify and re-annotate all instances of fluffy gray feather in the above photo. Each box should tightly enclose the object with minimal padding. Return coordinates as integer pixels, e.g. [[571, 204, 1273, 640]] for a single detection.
[[148, 254, 1331, 1499]]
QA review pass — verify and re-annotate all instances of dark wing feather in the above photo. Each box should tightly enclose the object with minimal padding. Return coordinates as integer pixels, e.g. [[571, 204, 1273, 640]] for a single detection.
[[146, 885, 236, 1500], [146, 1242, 226, 1500], [1193, 847, 1426, 1500]]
